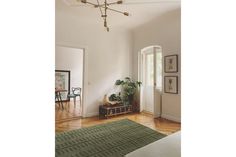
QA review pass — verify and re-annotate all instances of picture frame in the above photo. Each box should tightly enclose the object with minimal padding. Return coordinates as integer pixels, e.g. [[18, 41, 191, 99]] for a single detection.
[[55, 70, 70, 101], [164, 76, 178, 94], [164, 55, 178, 73]]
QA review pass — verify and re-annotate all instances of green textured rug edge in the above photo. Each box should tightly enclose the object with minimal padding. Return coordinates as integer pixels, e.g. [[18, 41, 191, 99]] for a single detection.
[[56, 118, 166, 157]]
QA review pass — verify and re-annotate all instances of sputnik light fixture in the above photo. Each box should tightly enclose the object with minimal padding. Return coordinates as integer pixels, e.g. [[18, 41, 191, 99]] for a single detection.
[[79, 0, 130, 32]]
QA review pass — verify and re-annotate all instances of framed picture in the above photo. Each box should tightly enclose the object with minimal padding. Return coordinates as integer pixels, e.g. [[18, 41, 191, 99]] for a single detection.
[[164, 76, 178, 94], [55, 70, 70, 101], [164, 55, 178, 73]]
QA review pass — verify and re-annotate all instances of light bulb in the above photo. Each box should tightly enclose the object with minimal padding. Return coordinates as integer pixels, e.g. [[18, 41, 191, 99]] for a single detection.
[[81, 0, 87, 3], [117, 1, 123, 4], [124, 12, 129, 16]]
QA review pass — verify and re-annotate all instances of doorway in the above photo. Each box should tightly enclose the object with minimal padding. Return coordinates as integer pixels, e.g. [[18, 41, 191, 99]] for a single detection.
[[55, 45, 84, 122], [139, 46, 162, 117]]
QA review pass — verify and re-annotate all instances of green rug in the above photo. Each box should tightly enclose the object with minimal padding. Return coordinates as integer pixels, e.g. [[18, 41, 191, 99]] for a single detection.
[[56, 119, 166, 157]]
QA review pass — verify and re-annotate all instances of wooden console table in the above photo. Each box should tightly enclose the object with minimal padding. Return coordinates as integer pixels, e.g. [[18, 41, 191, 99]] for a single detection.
[[99, 104, 133, 118]]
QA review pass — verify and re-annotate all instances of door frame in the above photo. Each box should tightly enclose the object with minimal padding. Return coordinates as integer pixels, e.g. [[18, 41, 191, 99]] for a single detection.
[[138, 45, 162, 117], [56, 43, 88, 118]]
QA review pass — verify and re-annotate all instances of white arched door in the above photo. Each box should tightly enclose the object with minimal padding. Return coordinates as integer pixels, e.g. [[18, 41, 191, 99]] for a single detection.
[[139, 46, 162, 117]]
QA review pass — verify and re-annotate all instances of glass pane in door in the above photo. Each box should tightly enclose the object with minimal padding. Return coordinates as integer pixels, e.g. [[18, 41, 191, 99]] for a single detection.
[[146, 53, 154, 86], [155, 51, 162, 89], [144, 53, 154, 113]]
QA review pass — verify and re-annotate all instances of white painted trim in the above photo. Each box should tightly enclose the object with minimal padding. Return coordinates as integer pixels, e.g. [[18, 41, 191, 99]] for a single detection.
[[139, 45, 162, 118], [161, 114, 181, 122], [84, 112, 99, 118], [154, 113, 161, 118]]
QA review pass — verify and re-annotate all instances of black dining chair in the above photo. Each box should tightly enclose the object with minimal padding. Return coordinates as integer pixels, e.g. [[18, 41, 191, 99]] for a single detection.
[[67, 87, 82, 107]]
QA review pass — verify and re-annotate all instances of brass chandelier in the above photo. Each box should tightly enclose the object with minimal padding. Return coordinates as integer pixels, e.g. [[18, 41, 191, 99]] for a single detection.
[[79, 0, 130, 32]]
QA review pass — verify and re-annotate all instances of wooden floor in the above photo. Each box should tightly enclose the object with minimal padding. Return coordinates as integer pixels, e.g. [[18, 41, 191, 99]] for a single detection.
[[55, 100, 82, 122], [56, 106, 181, 135]]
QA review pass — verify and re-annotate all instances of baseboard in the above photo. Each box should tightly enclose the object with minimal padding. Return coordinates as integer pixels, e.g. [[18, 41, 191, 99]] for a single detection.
[[161, 114, 181, 122], [154, 113, 161, 118], [142, 110, 154, 115], [83, 112, 180, 122], [84, 112, 99, 118]]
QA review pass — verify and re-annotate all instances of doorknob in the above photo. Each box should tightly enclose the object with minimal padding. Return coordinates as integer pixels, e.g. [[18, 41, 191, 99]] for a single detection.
[[154, 82, 156, 86]]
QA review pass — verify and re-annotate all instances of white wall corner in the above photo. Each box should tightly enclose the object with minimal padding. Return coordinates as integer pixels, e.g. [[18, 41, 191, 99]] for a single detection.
[[154, 112, 161, 118], [83, 112, 99, 118]]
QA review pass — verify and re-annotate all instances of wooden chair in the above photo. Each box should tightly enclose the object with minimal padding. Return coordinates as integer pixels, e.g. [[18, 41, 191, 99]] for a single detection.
[[67, 87, 82, 107]]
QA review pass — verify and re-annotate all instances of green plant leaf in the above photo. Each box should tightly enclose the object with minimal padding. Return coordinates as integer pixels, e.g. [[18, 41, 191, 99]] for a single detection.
[[112, 77, 142, 105], [115, 80, 123, 85], [136, 81, 142, 87], [109, 94, 122, 101], [125, 77, 131, 80]]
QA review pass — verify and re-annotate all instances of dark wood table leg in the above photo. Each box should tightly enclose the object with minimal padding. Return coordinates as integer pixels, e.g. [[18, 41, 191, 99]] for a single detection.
[[73, 97, 76, 108], [58, 92, 64, 109], [55, 92, 61, 108]]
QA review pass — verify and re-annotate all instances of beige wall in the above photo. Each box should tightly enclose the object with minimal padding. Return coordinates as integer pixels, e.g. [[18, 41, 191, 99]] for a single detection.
[[56, 10, 133, 117], [132, 8, 181, 122], [56, 6, 181, 121]]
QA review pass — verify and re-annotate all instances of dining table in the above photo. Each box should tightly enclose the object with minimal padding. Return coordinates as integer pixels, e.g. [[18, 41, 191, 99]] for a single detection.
[[55, 89, 67, 109]]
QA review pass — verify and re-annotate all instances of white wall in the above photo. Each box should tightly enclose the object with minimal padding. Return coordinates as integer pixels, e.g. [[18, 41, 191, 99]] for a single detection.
[[56, 6, 181, 121], [56, 10, 133, 117], [132, 8, 181, 122], [55, 46, 83, 89]]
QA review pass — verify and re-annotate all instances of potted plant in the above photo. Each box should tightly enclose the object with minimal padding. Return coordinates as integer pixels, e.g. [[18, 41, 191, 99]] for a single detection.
[[109, 77, 142, 106]]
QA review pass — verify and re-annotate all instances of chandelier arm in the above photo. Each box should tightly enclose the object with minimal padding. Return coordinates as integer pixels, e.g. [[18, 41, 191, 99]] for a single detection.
[[106, 7, 129, 16], [96, 1, 122, 7], [94, 4, 105, 8], [105, 0, 107, 15], [80, 0, 128, 32], [104, 0, 108, 28], [96, 0, 105, 20], [84, 1, 98, 7], [107, 1, 123, 5]]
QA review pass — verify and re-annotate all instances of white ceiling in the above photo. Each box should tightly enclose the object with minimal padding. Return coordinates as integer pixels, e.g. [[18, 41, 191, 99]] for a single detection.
[[56, 0, 181, 30]]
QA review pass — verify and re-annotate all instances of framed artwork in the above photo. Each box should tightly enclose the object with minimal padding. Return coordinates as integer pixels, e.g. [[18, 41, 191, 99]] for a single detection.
[[164, 55, 178, 73], [55, 70, 70, 101], [164, 76, 178, 94]]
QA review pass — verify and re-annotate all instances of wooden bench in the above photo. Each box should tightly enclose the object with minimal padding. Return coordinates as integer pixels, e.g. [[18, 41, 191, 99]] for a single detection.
[[99, 104, 133, 118]]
